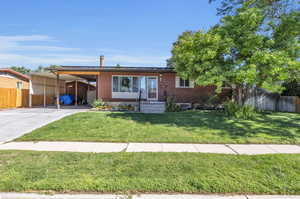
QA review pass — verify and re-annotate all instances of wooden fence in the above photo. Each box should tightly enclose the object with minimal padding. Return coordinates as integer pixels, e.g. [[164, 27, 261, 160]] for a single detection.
[[32, 95, 55, 106], [296, 97, 300, 113], [245, 90, 300, 113], [0, 88, 29, 109]]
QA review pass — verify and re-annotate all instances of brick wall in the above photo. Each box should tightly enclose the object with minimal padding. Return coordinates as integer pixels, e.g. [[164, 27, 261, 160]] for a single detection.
[[97, 72, 231, 103], [159, 73, 231, 103]]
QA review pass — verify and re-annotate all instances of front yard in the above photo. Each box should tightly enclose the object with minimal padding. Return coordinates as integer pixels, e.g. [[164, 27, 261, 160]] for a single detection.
[[17, 111, 300, 144], [0, 151, 299, 194]]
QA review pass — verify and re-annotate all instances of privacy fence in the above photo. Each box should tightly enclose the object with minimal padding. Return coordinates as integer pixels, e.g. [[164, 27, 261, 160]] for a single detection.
[[0, 88, 29, 109], [245, 89, 300, 113]]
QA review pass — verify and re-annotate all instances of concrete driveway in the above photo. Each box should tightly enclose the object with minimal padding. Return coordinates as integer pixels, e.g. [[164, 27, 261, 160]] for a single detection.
[[0, 107, 88, 142]]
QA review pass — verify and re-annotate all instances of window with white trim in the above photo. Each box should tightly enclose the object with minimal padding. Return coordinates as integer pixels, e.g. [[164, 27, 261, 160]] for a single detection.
[[112, 76, 140, 93], [179, 78, 190, 88], [176, 76, 194, 88]]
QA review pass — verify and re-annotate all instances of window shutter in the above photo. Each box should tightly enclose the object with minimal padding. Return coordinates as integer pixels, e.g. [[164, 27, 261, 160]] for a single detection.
[[189, 80, 195, 88], [175, 76, 180, 88]]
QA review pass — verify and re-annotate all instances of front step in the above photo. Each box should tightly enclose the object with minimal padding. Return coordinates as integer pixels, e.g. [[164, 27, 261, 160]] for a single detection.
[[140, 101, 166, 113]]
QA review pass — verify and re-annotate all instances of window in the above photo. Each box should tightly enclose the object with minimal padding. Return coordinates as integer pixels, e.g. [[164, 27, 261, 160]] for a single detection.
[[176, 76, 194, 88], [16, 81, 23, 89], [179, 78, 189, 88], [113, 76, 119, 92], [132, 77, 139, 92], [113, 76, 141, 93], [120, 76, 131, 92]]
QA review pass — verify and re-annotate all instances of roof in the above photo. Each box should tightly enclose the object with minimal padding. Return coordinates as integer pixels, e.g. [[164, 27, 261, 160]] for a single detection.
[[66, 80, 96, 87], [29, 72, 84, 81], [0, 68, 31, 81], [51, 66, 175, 73]]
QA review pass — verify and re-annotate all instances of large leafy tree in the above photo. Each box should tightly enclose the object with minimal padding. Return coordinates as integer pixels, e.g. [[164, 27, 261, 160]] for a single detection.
[[171, 2, 300, 104], [209, 0, 299, 18]]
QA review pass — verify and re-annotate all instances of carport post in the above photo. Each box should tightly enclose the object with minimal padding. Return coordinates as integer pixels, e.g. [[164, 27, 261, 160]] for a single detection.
[[43, 78, 46, 107], [56, 74, 60, 109], [75, 80, 78, 106]]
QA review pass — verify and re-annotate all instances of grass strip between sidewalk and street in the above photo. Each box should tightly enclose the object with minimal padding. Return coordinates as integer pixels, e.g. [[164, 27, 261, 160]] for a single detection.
[[0, 151, 299, 194]]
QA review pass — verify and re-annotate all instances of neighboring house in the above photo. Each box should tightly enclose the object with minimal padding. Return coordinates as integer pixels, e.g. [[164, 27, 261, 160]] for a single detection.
[[0, 68, 30, 90], [51, 56, 230, 109], [0, 68, 30, 108]]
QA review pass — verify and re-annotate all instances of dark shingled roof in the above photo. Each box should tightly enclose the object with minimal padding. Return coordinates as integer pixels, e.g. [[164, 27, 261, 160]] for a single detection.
[[51, 66, 175, 73]]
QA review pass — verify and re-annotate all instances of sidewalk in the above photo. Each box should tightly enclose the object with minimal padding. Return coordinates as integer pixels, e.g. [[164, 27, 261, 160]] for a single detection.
[[0, 141, 300, 154], [0, 193, 300, 199]]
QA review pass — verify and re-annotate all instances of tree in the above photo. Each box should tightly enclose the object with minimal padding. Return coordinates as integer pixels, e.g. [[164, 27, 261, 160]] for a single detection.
[[10, 66, 31, 74], [209, 0, 299, 18], [34, 65, 60, 72], [282, 81, 300, 97], [171, 2, 300, 104]]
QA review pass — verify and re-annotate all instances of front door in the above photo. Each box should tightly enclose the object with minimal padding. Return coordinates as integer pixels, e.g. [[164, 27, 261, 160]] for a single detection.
[[147, 77, 158, 100]]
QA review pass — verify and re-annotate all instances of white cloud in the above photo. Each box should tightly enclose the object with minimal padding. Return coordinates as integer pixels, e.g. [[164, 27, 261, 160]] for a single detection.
[[0, 53, 96, 66], [0, 35, 78, 52], [0, 35, 168, 68], [0, 35, 52, 42]]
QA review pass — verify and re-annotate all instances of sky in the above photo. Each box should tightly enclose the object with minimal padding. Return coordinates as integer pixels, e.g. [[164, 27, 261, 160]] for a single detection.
[[0, 0, 221, 69]]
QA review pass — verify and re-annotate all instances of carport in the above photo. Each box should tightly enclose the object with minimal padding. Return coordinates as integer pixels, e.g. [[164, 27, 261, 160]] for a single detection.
[[49, 68, 98, 109], [29, 72, 96, 108]]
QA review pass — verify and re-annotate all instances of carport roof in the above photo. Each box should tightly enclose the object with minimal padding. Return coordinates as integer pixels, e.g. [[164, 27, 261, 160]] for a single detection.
[[29, 72, 84, 81]]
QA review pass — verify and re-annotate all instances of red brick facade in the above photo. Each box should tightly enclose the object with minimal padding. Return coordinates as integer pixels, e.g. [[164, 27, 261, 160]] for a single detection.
[[97, 72, 231, 104]]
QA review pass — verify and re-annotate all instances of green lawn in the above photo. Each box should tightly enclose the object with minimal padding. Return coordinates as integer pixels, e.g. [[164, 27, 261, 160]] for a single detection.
[[17, 111, 300, 144], [0, 151, 299, 194]]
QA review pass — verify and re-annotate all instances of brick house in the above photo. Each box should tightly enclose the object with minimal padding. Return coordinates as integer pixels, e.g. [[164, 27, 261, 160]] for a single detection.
[[51, 56, 231, 110]]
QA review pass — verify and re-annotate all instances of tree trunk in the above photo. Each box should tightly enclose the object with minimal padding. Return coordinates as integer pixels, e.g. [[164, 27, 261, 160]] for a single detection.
[[238, 87, 243, 105]]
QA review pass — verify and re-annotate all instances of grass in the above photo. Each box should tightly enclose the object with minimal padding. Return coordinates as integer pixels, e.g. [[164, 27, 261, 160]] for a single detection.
[[0, 151, 299, 194], [16, 111, 300, 144]]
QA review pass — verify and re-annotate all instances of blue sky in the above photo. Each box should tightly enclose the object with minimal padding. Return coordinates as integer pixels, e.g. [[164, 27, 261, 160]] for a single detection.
[[0, 0, 220, 69]]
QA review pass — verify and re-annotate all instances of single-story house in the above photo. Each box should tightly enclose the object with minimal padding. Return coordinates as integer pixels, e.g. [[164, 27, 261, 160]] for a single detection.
[[0, 68, 30, 108], [50, 56, 231, 110]]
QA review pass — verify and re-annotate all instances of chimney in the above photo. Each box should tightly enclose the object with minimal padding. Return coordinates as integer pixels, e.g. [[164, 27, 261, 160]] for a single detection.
[[100, 55, 104, 68]]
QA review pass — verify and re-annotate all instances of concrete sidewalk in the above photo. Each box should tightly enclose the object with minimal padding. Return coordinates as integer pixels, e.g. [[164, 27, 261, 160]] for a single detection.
[[0, 193, 300, 199], [0, 141, 300, 155]]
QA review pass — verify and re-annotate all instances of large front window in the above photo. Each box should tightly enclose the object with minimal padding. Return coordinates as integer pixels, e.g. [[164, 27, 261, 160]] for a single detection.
[[112, 76, 155, 99], [113, 76, 140, 92]]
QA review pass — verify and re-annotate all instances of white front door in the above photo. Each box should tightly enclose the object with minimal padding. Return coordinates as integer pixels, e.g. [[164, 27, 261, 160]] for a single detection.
[[147, 77, 158, 100]]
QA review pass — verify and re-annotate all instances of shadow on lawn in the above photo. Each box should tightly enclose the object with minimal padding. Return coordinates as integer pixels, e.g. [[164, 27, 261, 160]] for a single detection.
[[106, 111, 300, 142]]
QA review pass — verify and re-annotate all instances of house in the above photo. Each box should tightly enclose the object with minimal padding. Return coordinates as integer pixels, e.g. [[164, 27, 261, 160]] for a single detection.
[[0, 68, 30, 108], [50, 56, 231, 111]]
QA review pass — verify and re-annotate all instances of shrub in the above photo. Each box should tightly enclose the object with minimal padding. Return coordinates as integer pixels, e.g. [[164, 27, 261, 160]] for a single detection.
[[166, 97, 182, 112], [91, 99, 106, 108], [224, 101, 256, 119], [118, 104, 135, 111]]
